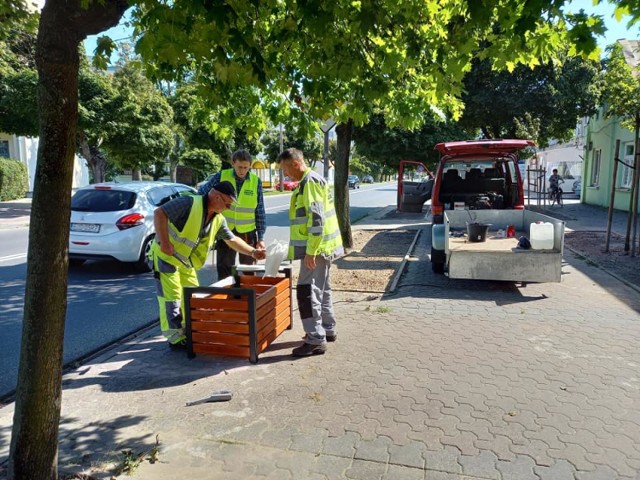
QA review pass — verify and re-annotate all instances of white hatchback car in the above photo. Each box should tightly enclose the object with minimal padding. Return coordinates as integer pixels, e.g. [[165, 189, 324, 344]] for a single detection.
[[69, 181, 195, 272]]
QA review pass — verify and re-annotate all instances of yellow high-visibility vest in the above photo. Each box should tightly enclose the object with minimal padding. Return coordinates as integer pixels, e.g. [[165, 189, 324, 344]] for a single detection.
[[221, 169, 258, 233], [288, 168, 343, 260], [152, 195, 224, 270]]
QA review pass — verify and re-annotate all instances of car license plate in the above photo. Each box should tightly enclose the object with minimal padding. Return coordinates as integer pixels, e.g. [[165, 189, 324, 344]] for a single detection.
[[70, 223, 100, 233]]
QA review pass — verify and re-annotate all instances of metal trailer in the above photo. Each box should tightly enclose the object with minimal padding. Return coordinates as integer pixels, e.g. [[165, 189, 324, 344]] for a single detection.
[[434, 209, 565, 283]]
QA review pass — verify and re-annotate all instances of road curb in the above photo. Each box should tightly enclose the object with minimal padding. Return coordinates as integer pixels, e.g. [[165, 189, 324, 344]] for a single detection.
[[388, 228, 422, 293]]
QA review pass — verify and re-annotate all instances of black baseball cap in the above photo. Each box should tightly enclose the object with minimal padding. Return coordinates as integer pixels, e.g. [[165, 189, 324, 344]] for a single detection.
[[212, 181, 237, 202]]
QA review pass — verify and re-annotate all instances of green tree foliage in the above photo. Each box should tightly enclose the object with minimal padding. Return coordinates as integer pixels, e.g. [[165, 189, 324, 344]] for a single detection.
[[601, 41, 640, 254], [0, 69, 38, 137], [601, 42, 640, 131], [179, 148, 221, 181], [459, 56, 600, 145], [169, 83, 262, 167], [0, 156, 28, 200], [78, 60, 119, 183], [353, 114, 469, 173], [103, 59, 175, 179], [0, 2, 38, 45], [261, 129, 323, 166], [0, 18, 38, 137], [128, 0, 604, 247]]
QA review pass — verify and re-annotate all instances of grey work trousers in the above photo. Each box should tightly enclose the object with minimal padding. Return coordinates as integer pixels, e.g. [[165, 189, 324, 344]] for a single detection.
[[296, 256, 336, 345]]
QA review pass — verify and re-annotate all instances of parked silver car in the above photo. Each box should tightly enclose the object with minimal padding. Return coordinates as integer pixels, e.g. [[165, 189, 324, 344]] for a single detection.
[[69, 181, 195, 272]]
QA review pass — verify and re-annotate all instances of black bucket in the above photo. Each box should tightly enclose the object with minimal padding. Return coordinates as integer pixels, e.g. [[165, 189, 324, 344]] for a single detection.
[[467, 222, 490, 242]]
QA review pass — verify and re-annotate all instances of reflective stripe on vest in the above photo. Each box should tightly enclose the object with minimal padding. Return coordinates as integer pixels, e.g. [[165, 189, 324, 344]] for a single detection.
[[221, 169, 258, 233], [152, 196, 224, 270], [288, 168, 343, 260]]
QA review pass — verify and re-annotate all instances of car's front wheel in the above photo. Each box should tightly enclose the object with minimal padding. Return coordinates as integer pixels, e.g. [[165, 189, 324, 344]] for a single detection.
[[69, 258, 86, 267], [133, 235, 155, 273]]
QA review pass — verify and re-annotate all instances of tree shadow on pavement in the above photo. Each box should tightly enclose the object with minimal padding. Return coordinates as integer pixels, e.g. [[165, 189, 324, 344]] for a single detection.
[[56, 414, 154, 480], [561, 249, 640, 315]]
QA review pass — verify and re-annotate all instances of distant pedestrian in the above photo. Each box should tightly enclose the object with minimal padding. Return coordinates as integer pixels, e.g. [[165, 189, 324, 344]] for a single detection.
[[151, 181, 266, 350], [198, 149, 266, 280], [276, 148, 344, 357]]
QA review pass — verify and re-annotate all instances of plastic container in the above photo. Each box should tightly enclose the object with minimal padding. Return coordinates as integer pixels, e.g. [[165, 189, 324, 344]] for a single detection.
[[432, 224, 446, 250], [530, 222, 554, 250], [467, 222, 491, 243]]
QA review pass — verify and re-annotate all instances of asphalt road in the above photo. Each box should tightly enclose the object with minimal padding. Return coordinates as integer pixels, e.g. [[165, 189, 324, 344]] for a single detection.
[[0, 182, 397, 398]]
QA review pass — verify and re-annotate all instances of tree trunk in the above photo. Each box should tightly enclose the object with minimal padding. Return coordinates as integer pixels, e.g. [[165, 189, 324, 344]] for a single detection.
[[625, 115, 640, 253], [8, 14, 78, 480], [78, 133, 106, 183], [630, 115, 640, 256], [170, 160, 178, 182], [335, 120, 353, 249], [9, 1, 127, 478], [132, 168, 142, 180]]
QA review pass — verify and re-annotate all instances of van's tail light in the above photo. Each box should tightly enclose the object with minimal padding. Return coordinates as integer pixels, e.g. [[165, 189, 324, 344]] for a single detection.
[[116, 213, 144, 230], [514, 205, 525, 210], [432, 205, 443, 216]]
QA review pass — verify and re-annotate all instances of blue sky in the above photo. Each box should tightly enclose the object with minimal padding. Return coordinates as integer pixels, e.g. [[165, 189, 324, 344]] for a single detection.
[[83, 1, 639, 60]]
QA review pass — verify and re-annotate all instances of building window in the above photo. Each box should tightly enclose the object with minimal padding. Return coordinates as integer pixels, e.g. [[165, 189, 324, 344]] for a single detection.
[[620, 143, 634, 189], [590, 149, 601, 187], [0, 140, 9, 158]]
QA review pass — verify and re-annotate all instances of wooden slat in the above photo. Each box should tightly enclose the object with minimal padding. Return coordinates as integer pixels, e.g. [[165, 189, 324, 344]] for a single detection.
[[255, 286, 275, 309], [274, 289, 289, 308], [271, 278, 290, 295], [250, 284, 273, 295], [192, 331, 250, 346], [193, 343, 250, 358], [192, 293, 230, 301], [190, 298, 249, 311], [273, 298, 291, 318], [257, 308, 290, 342], [257, 317, 292, 353], [239, 276, 282, 286], [191, 310, 248, 322], [257, 296, 290, 326], [255, 296, 276, 321], [191, 321, 249, 335]]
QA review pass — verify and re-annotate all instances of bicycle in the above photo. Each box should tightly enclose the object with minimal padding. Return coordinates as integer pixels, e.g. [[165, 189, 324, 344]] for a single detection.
[[549, 185, 563, 207]]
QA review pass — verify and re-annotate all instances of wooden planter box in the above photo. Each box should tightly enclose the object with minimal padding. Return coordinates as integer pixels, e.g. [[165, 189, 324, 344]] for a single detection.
[[184, 270, 292, 363]]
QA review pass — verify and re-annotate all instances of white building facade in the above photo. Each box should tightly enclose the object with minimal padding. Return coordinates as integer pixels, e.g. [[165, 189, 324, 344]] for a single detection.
[[0, 133, 89, 194]]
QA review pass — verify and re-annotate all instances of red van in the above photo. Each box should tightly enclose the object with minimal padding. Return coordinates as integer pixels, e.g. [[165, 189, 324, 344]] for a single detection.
[[430, 139, 534, 271]]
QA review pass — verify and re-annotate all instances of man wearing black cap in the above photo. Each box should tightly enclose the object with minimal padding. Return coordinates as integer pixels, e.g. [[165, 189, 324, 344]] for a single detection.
[[150, 180, 266, 349]]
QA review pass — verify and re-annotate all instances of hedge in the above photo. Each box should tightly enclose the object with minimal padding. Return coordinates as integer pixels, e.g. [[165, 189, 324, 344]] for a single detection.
[[0, 157, 28, 201]]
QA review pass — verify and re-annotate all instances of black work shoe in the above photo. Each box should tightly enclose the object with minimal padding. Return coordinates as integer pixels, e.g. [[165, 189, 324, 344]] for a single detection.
[[292, 342, 326, 357], [169, 339, 187, 351]]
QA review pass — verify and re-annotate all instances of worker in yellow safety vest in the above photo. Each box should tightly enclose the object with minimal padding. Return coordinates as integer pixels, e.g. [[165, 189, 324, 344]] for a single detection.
[[276, 148, 344, 357], [198, 150, 266, 280], [151, 181, 266, 350]]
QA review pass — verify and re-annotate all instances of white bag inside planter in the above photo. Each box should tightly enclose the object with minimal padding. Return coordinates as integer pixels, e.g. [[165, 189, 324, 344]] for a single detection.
[[263, 240, 288, 277]]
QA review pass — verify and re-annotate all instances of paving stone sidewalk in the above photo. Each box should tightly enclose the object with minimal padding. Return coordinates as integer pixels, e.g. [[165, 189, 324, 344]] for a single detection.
[[1, 201, 639, 480]]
